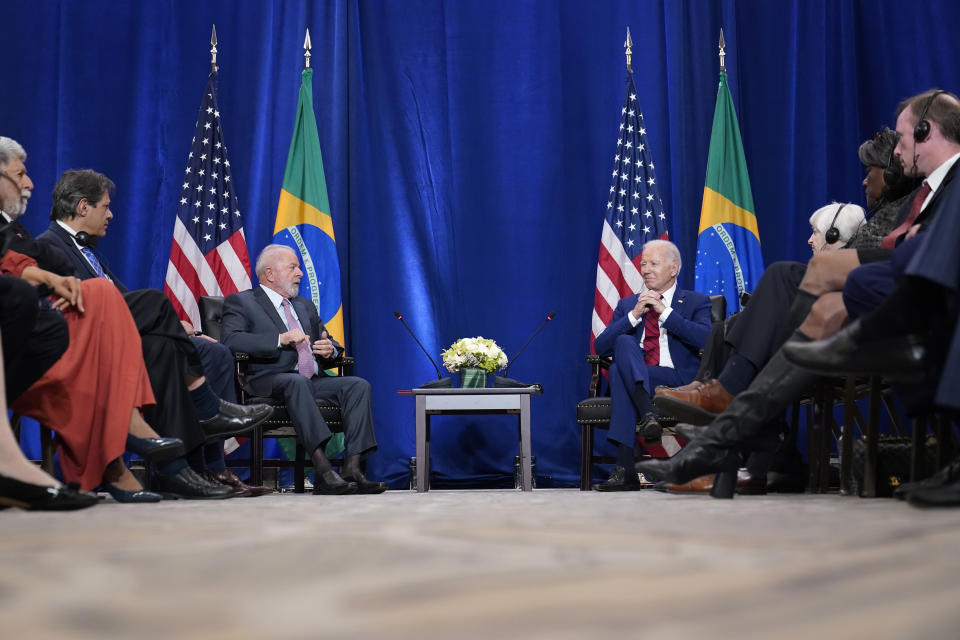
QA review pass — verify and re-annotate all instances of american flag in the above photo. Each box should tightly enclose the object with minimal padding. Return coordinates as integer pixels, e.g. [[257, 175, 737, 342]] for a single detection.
[[164, 71, 252, 326], [591, 71, 668, 349]]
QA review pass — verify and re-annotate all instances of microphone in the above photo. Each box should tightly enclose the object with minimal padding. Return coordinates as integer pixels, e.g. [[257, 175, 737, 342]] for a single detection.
[[493, 311, 556, 388], [393, 311, 452, 388]]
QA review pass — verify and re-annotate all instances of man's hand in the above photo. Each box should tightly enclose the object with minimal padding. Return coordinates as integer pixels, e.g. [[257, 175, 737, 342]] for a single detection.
[[312, 330, 335, 358], [279, 328, 309, 346], [904, 223, 922, 241], [21, 266, 85, 313], [632, 290, 665, 319], [181, 320, 217, 342]]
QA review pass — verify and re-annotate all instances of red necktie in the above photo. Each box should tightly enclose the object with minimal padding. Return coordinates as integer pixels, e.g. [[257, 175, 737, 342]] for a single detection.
[[281, 299, 315, 378], [880, 180, 931, 249], [642, 296, 663, 366]]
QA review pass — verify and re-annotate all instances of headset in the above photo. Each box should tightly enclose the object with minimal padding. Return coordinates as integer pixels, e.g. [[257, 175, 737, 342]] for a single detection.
[[75, 230, 99, 249], [913, 90, 947, 143], [823, 203, 846, 245], [882, 132, 904, 188]]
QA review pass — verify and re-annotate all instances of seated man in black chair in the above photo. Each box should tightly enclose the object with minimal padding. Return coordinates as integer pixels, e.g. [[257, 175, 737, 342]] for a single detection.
[[592, 239, 712, 491], [221, 244, 386, 495]]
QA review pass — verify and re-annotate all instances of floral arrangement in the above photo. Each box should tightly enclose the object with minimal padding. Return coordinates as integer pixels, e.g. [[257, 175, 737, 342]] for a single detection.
[[441, 336, 508, 374]]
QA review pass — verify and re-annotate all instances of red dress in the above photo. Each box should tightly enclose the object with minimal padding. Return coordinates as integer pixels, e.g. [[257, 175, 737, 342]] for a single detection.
[[3, 251, 156, 490]]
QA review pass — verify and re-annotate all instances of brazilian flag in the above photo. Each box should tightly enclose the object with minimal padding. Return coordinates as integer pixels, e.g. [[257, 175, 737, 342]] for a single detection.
[[694, 71, 764, 315], [273, 67, 344, 461]]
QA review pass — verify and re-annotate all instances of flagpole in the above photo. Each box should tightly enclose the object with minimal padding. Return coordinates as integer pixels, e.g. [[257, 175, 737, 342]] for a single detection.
[[718, 28, 726, 74], [210, 25, 218, 73], [304, 28, 312, 69], [624, 27, 633, 73]]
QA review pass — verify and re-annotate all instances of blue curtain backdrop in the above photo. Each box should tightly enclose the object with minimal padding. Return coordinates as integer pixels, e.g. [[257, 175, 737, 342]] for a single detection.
[[5, 0, 960, 487]]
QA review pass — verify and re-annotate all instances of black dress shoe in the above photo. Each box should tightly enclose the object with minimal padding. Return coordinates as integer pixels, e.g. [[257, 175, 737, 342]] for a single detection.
[[341, 470, 387, 494], [637, 413, 663, 442], [153, 467, 236, 500], [125, 434, 185, 463], [782, 320, 927, 381], [312, 470, 358, 495], [674, 422, 708, 442], [104, 484, 163, 503], [635, 442, 740, 498], [593, 465, 641, 491], [894, 457, 960, 500], [0, 474, 99, 511], [906, 477, 960, 507], [200, 400, 274, 442]]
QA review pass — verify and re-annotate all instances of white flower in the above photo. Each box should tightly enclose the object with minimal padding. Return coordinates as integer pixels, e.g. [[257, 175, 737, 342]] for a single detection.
[[441, 336, 508, 374]]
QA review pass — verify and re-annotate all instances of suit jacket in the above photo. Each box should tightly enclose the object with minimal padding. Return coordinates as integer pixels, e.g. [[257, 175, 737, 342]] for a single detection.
[[594, 287, 712, 383], [2, 217, 77, 277], [220, 287, 343, 396], [36, 222, 129, 292]]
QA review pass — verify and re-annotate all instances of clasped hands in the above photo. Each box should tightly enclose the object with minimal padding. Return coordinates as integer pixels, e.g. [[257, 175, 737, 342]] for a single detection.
[[280, 328, 335, 358], [631, 289, 665, 320]]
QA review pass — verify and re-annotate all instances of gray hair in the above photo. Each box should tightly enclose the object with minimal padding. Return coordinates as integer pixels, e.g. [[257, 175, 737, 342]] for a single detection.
[[809, 202, 866, 244], [254, 243, 297, 277], [0, 137, 26, 171], [641, 239, 682, 271]]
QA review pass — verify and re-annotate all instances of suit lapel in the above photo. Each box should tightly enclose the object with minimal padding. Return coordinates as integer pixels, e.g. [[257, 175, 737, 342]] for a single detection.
[[924, 160, 959, 217], [253, 287, 289, 334], [292, 297, 315, 339]]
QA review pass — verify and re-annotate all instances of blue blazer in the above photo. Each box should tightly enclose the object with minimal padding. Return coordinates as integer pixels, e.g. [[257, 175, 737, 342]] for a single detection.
[[594, 288, 712, 383], [220, 287, 343, 396]]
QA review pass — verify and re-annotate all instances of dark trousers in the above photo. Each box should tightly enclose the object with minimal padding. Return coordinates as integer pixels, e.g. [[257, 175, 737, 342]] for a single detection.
[[0, 276, 69, 402], [725, 261, 808, 368], [265, 373, 378, 457], [607, 334, 683, 447], [123, 288, 206, 451]]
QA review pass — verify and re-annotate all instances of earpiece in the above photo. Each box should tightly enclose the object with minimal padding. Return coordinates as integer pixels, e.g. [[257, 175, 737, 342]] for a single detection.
[[824, 204, 846, 245], [914, 90, 947, 143]]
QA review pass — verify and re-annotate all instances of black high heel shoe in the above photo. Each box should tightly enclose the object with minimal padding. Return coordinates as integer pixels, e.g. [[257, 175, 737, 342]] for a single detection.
[[103, 483, 163, 503], [0, 474, 100, 511], [126, 434, 185, 463]]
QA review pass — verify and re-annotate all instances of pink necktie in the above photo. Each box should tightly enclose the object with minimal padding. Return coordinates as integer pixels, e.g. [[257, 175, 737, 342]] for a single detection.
[[281, 299, 314, 378]]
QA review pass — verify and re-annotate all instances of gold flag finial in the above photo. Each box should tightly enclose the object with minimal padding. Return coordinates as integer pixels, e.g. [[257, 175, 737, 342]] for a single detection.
[[718, 28, 726, 73], [210, 24, 218, 73], [304, 28, 312, 69], [624, 27, 633, 72]]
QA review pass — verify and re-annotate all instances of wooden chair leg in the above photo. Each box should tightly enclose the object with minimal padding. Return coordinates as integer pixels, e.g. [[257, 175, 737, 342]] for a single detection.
[[840, 377, 855, 495], [251, 424, 264, 487], [864, 376, 881, 497], [910, 415, 926, 482], [580, 423, 593, 491], [295, 441, 305, 494], [40, 427, 56, 476]]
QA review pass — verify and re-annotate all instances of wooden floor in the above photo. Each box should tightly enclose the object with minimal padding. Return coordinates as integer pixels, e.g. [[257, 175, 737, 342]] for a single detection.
[[1, 488, 959, 639]]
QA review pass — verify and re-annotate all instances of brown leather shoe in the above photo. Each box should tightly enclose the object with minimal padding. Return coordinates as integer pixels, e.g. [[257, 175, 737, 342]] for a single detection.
[[664, 469, 767, 494], [653, 379, 734, 425], [655, 379, 704, 394], [213, 469, 274, 497]]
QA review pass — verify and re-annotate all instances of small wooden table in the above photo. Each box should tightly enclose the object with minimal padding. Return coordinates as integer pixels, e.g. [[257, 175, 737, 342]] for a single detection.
[[404, 387, 542, 492]]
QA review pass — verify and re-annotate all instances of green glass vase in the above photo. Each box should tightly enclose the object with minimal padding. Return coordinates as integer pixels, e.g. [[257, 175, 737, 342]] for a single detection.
[[460, 367, 488, 388]]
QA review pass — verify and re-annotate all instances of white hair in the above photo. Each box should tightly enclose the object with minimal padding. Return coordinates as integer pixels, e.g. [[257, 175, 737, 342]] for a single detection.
[[641, 239, 682, 271], [0, 137, 26, 171], [809, 202, 866, 245], [254, 243, 297, 277]]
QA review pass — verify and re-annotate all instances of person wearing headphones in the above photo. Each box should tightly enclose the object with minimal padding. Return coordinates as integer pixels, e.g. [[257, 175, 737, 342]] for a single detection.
[[807, 202, 866, 255]]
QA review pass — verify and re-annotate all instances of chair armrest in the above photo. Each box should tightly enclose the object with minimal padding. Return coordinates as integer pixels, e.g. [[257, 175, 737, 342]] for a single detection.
[[586, 355, 612, 397]]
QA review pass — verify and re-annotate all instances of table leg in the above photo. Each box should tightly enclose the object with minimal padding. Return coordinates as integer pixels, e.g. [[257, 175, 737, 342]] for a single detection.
[[416, 395, 428, 492], [519, 394, 532, 491]]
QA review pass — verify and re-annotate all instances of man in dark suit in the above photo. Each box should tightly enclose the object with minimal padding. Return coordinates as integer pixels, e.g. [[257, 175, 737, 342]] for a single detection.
[[30, 167, 272, 498], [592, 239, 712, 491], [221, 244, 386, 495]]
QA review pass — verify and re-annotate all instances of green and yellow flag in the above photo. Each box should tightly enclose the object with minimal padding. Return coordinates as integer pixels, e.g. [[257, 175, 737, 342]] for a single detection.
[[694, 71, 764, 314], [274, 67, 344, 344]]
